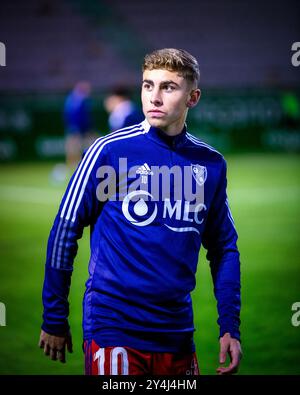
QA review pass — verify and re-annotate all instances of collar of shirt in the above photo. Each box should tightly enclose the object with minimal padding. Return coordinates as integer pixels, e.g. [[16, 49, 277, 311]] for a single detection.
[[146, 124, 188, 149]]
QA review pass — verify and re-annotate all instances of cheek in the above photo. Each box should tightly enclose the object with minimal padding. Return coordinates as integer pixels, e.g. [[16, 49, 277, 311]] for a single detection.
[[141, 91, 149, 106], [169, 97, 188, 114], [140, 94, 146, 109]]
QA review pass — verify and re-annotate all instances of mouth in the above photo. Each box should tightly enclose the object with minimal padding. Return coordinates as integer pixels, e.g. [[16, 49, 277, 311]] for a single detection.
[[148, 110, 165, 115]]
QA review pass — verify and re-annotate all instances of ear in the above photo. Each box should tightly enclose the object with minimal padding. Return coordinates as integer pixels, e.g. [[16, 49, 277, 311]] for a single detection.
[[187, 88, 201, 108]]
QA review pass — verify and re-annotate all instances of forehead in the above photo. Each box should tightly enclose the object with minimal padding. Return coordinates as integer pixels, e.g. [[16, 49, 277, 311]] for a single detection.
[[143, 69, 186, 85]]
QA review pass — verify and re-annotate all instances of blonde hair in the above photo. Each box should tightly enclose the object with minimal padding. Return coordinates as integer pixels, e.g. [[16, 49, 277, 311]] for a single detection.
[[143, 48, 200, 87]]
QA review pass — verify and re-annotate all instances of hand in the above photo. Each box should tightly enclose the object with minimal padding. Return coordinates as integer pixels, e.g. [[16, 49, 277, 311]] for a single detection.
[[38, 329, 73, 363], [216, 332, 242, 375]]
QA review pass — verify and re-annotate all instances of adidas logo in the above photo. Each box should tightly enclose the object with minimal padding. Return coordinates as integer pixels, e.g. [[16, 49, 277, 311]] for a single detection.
[[136, 163, 154, 176]]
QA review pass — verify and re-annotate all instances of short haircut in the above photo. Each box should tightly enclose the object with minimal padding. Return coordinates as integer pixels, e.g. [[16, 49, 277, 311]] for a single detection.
[[108, 86, 132, 99], [143, 48, 200, 87]]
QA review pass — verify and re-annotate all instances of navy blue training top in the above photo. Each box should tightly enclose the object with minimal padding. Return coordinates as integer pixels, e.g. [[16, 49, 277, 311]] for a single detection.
[[42, 119, 241, 352]]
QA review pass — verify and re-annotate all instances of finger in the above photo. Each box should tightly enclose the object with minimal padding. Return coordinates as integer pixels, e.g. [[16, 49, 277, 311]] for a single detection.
[[219, 351, 227, 364], [217, 362, 238, 375], [67, 336, 73, 353], [217, 367, 238, 375], [50, 348, 57, 361], [44, 344, 50, 356], [230, 349, 240, 368], [57, 349, 66, 363], [219, 344, 227, 364]]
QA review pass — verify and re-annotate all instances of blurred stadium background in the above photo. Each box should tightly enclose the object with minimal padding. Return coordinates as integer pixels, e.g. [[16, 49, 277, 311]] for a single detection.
[[0, 0, 299, 375]]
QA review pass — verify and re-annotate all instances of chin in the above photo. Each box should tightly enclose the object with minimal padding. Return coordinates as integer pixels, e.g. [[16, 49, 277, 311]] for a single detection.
[[146, 117, 166, 129]]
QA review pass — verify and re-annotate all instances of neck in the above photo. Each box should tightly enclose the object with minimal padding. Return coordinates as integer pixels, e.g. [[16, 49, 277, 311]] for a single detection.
[[158, 117, 187, 136], [157, 124, 187, 140], [159, 128, 183, 137]]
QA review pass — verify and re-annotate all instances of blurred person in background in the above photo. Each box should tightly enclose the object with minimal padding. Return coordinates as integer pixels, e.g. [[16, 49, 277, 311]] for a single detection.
[[39, 48, 242, 375], [104, 86, 144, 131], [51, 81, 97, 184], [63, 80, 96, 170]]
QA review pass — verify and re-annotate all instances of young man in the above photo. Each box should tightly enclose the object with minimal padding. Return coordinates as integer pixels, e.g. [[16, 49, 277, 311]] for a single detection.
[[39, 48, 242, 375]]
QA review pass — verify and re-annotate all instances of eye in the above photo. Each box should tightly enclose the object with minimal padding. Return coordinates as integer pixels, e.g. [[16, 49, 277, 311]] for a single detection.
[[164, 85, 175, 92], [143, 83, 152, 91]]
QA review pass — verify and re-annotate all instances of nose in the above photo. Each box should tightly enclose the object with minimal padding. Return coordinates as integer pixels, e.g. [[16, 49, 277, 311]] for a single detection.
[[150, 88, 162, 106]]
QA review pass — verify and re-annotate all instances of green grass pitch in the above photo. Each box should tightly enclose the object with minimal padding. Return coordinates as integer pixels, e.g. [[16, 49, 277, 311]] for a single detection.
[[0, 153, 299, 374]]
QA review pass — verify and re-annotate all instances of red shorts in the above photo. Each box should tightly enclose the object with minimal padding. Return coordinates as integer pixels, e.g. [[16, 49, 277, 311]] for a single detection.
[[84, 340, 200, 375]]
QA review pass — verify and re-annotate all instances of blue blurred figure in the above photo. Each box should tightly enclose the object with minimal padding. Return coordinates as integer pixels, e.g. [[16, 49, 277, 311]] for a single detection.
[[64, 80, 96, 170], [104, 86, 144, 131], [51, 81, 96, 184]]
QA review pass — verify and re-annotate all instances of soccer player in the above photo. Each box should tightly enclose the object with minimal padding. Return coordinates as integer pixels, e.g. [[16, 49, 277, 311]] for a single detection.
[[39, 48, 242, 375], [63, 81, 95, 170], [104, 85, 145, 131]]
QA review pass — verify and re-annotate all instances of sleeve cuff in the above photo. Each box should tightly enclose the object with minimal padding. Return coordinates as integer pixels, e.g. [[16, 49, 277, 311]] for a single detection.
[[41, 321, 70, 336]]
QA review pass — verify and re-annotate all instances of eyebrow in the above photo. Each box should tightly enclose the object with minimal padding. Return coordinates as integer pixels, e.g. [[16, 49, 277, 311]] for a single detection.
[[142, 79, 180, 87]]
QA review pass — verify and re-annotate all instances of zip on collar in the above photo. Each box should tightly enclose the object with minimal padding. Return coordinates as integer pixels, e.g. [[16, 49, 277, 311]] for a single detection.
[[145, 122, 188, 149]]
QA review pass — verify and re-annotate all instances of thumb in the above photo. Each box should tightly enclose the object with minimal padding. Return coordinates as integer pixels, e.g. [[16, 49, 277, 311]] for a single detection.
[[219, 343, 227, 364]]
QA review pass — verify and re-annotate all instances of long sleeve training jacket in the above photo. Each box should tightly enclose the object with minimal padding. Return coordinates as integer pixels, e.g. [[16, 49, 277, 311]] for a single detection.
[[42, 119, 241, 352]]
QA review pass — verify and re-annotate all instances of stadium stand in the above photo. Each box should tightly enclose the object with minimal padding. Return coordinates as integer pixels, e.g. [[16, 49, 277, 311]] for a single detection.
[[0, 0, 299, 93], [107, 0, 300, 87], [0, 0, 139, 92], [0, 0, 299, 160]]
